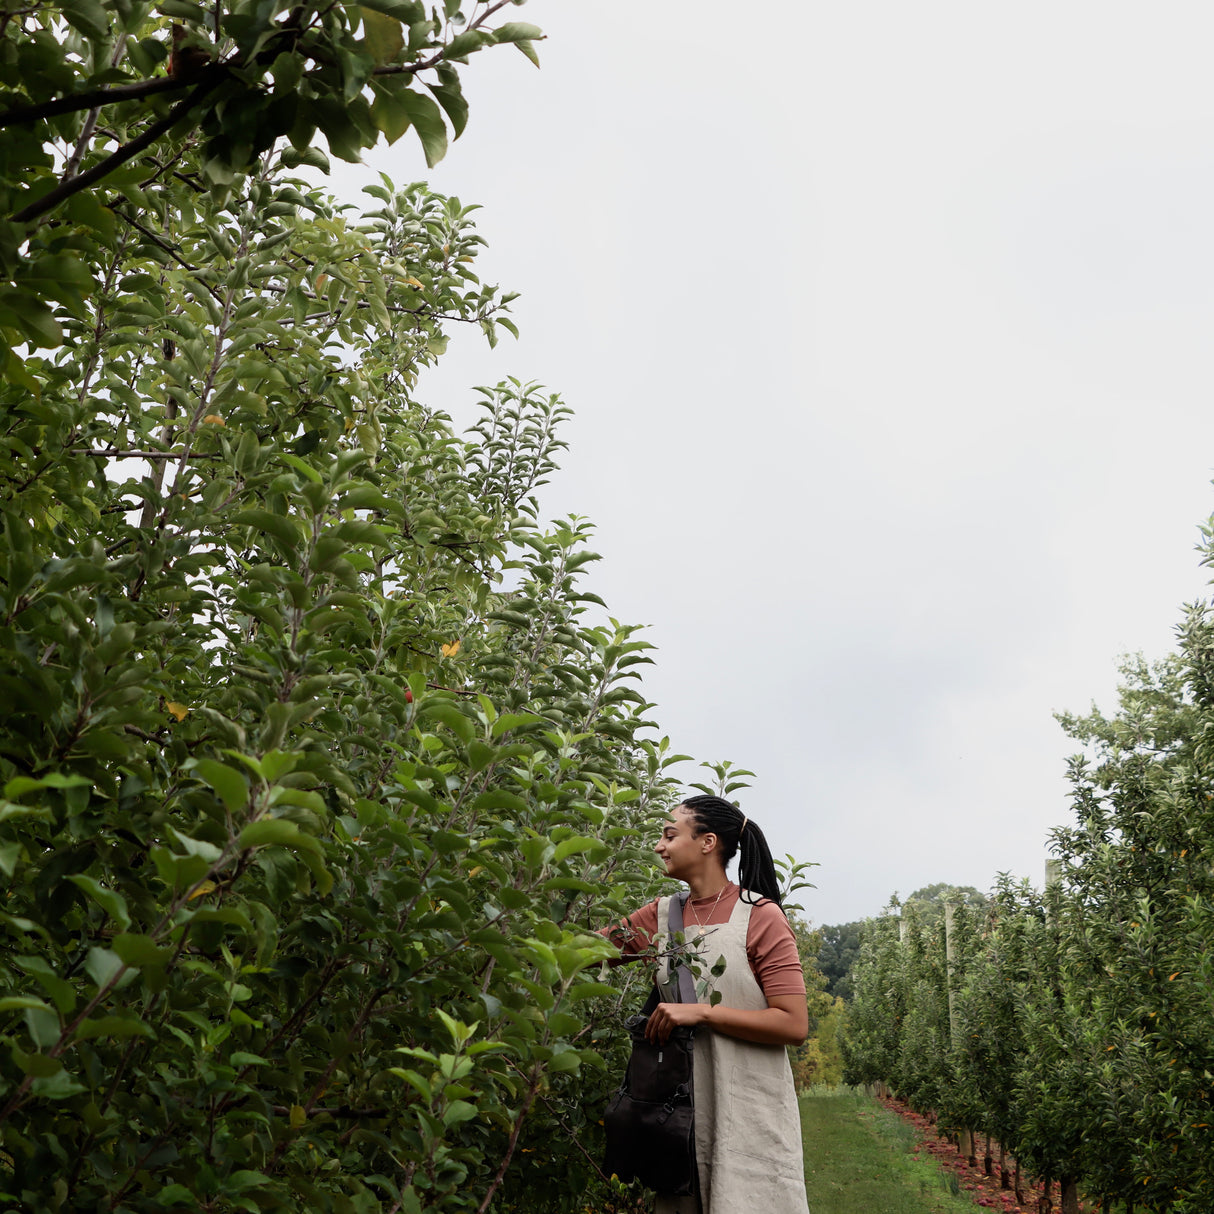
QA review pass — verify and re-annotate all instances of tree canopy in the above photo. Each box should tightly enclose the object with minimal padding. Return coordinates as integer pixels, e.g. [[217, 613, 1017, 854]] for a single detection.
[[0, 0, 541, 370], [0, 4, 776, 1211]]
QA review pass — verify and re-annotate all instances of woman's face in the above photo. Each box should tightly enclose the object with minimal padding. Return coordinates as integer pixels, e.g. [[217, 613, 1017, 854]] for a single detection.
[[654, 806, 701, 879]]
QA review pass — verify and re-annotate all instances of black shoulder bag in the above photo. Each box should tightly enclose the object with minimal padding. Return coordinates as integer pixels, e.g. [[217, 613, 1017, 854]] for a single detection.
[[602, 892, 698, 1196]]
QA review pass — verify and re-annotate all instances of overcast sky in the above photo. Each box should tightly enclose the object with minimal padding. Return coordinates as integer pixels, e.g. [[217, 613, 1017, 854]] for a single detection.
[[329, 3, 1214, 924]]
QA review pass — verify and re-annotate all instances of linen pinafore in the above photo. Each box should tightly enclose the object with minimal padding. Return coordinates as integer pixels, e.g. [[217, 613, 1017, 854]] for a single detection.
[[653, 892, 810, 1214]]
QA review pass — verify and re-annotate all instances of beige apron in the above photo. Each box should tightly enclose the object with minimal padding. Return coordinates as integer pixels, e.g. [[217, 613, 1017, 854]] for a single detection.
[[653, 893, 810, 1214]]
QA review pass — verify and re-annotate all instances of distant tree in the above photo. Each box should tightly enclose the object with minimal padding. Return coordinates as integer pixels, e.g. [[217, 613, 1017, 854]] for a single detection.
[[816, 920, 864, 1001], [896, 883, 987, 926]]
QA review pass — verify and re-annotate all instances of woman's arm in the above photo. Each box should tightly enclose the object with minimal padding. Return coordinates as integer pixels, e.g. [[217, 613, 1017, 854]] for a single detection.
[[643, 993, 808, 1047]]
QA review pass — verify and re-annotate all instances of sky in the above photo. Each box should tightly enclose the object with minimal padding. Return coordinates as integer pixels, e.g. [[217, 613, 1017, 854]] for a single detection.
[[327, 2, 1214, 925]]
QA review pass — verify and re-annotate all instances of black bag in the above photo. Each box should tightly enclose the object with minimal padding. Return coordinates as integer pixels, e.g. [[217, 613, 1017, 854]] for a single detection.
[[603, 893, 698, 1196]]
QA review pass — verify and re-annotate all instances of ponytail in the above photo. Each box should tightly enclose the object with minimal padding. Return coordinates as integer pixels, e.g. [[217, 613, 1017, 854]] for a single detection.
[[679, 794, 784, 909]]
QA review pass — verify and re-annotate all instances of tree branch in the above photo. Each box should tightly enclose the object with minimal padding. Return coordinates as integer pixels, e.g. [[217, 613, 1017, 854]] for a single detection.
[[12, 70, 225, 227], [372, 0, 521, 78], [0, 75, 191, 128], [113, 208, 226, 304], [69, 449, 221, 459], [474, 1065, 543, 1214]]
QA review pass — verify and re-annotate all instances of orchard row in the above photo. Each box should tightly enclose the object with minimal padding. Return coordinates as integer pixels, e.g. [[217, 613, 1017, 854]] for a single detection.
[[843, 589, 1214, 1214]]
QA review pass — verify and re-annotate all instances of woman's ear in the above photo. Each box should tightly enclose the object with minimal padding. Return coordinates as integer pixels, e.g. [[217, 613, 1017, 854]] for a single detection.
[[700, 832, 718, 855]]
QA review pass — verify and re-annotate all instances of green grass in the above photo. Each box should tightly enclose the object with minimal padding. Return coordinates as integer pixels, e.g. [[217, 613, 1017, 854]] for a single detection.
[[800, 1088, 978, 1214]]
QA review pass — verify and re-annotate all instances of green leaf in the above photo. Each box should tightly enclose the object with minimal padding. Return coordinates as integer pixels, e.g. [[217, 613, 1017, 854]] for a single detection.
[[85, 946, 124, 988], [444, 29, 485, 59], [278, 452, 324, 483], [419, 700, 475, 743], [361, 7, 404, 63], [11, 1047, 63, 1077], [238, 818, 321, 855], [31, 1069, 87, 1100], [552, 836, 604, 864], [152, 847, 212, 891], [442, 1099, 477, 1126], [58, 0, 112, 40], [156, 1184, 197, 1206], [492, 21, 543, 43], [155, 0, 205, 17], [231, 508, 302, 551], [0, 802, 53, 825], [112, 933, 173, 969], [427, 79, 469, 139], [230, 1051, 270, 1067], [398, 90, 448, 167], [4, 772, 91, 799], [0, 996, 54, 1013], [356, 0, 415, 17], [168, 829, 223, 862], [191, 758, 249, 814], [565, 981, 615, 1002], [76, 1014, 155, 1041], [14, 957, 76, 1014], [68, 874, 132, 930], [0, 840, 22, 877], [492, 22, 542, 67], [490, 712, 545, 737], [11, 296, 62, 349], [472, 789, 529, 813], [24, 1004, 61, 1050]]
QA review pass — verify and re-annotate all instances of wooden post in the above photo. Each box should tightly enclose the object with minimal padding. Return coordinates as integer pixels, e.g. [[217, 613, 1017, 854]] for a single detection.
[[943, 901, 974, 1160], [944, 901, 958, 1045]]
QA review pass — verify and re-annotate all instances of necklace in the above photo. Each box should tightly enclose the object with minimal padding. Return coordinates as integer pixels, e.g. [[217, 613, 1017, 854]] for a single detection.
[[687, 883, 728, 929]]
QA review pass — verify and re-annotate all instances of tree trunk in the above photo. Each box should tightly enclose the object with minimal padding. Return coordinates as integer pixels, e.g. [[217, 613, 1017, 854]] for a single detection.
[[983, 1131, 993, 1176], [1059, 1177, 1079, 1214], [1014, 1160, 1026, 1206], [999, 1141, 1010, 1189], [1037, 1176, 1053, 1214]]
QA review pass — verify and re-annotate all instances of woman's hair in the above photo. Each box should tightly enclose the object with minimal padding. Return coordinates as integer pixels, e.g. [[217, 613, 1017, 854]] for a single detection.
[[679, 794, 784, 909]]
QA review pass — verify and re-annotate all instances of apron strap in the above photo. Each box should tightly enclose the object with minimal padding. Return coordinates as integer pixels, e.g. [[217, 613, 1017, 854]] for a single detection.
[[666, 893, 698, 1004]]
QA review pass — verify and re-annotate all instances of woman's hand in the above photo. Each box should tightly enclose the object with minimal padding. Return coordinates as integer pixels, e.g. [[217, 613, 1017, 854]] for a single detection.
[[644, 1001, 708, 1044], [644, 994, 809, 1047]]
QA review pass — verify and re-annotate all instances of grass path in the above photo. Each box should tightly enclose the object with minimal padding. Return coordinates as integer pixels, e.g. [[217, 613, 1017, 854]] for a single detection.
[[800, 1089, 978, 1214]]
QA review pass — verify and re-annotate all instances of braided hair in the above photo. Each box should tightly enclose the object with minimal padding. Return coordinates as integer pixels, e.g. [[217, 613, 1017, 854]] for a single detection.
[[679, 794, 784, 909]]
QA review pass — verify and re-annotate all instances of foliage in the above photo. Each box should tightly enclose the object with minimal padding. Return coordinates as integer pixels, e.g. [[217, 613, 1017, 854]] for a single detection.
[[0, 0, 543, 372], [815, 919, 864, 1002], [897, 885, 986, 926], [0, 144, 699, 1214], [839, 915, 903, 1090], [790, 995, 845, 1090], [841, 579, 1214, 1213], [0, 4, 827, 1210], [786, 915, 841, 1090], [0, 4, 732, 1203]]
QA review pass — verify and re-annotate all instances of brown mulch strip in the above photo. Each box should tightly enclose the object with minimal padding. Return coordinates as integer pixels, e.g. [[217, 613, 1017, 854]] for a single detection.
[[875, 1093, 1095, 1213]]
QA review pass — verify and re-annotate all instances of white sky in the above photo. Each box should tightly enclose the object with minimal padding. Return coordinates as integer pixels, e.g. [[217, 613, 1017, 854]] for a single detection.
[[329, 2, 1214, 924]]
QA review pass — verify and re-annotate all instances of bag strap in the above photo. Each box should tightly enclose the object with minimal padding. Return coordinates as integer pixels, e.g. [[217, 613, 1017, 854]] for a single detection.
[[665, 892, 698, 1005]]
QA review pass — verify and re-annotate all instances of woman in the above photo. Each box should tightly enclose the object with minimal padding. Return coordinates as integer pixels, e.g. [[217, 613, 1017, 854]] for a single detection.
[[607, 794, 811, 1214]]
